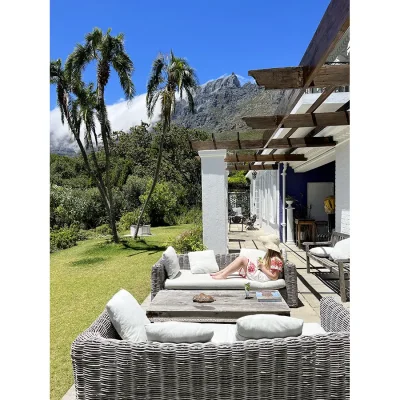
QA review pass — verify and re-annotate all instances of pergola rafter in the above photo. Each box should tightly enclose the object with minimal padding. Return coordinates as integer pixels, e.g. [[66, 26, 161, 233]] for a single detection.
[[226, 163, 278, 171], [224, 154, 307, 162]]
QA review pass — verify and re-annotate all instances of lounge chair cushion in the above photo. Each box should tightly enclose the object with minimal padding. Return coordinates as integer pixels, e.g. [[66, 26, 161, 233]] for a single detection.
[[330, 238, 350, 261], [188, 250, 219, 274], [310, 246, 333, 258], [236, 314, 303, 340], [164, 270, 286, 290], [106, 289, 150, 342], [145, 321, 214, 343], [161, 246, 180, 279], [239, 248, 266, 266]]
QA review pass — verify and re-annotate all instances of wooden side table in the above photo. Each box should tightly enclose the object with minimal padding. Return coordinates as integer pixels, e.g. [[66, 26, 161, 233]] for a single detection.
[[295, 219, 316, 247]]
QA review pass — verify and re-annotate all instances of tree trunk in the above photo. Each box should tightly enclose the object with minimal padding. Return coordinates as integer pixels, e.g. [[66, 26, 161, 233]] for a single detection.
[[134, 125, 166, 239], [98, 83, 119, 243]]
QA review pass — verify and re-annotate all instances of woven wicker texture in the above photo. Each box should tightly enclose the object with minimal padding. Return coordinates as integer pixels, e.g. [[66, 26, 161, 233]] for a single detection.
[[72, 298, 349, 399], [151, 252, 298, 307]]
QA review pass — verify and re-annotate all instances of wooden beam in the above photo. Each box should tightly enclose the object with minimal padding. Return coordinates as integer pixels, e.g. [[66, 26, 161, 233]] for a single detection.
[[259, 0, 349, 149], [243, 111, 350, 129], [249, 64, 349, 89], [267, 137, 336, 149], [227, 164, 278, 171], [192, 139, 266, 151], [191, 136, 336, 151], [225, 154, 307, 162]]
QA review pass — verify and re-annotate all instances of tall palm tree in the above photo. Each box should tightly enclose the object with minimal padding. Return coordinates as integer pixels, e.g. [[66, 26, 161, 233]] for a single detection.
[[64, 27, 135, 243], [50, 60, 112, 227], [134, 51, 198, 238]]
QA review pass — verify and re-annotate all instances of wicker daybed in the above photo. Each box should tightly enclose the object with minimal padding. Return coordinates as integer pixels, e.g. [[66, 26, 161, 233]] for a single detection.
[[151, 250, 299, 308], [71, 297, 349, 399]]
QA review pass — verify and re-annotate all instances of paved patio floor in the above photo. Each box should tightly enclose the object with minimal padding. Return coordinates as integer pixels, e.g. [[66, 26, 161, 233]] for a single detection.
[[63, 225, 349, 399]]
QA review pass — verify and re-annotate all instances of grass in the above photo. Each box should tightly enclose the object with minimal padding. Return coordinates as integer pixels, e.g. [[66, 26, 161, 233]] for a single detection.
[[50, 224, 191, 400]]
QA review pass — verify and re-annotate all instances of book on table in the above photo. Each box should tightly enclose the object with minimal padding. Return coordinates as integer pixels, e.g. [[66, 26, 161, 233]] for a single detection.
[[255, 290, 282, 302]]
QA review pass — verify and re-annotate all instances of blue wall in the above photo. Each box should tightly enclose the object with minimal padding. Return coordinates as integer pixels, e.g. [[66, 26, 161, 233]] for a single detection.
[[279, 161, 335, 240], [286, 161, 335, 210]]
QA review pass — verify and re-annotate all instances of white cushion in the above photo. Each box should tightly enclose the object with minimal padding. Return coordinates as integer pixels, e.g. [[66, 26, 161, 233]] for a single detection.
[[208, 324, 237, 343], [301, 323, 326, 336], [330, 238, 350, 261], [106, 289, 150, 342], [198, 322, 326, 344], [145, 321, 214, 343], [239, 248, 266, 267], [236, 314, 303, 340], [161, 246, 180, 279], [309, 246, 333, 258], [164, 270, 286, 290], [188, 250, 219, 274]]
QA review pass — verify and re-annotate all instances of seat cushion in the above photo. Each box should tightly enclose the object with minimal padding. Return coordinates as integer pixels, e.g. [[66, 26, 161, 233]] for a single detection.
[[207, 322, 325, 344], [236, 314, 303, 339], [330, 238, 350, 261], [145, 321, 214, 343], [165, 270, 286, 290], [310, 246, 333, 258]]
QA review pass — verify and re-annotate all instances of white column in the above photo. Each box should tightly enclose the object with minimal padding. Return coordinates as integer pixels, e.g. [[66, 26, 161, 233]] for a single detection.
[[199, 149, 228, 254], [281, 162, 287, 242], [286, 203, 295, 244]]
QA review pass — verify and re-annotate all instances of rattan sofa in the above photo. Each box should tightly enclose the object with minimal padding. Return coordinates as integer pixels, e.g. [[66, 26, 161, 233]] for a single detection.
[[151, 250, 299, 307], [71, 297, 349, 399]]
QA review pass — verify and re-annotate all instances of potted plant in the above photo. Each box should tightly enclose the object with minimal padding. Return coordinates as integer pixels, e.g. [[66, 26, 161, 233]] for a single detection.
[[285, 195, 295, 207]]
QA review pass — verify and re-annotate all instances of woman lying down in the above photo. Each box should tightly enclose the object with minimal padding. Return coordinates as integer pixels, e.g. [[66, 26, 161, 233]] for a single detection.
[[211, 235, 283, 282]]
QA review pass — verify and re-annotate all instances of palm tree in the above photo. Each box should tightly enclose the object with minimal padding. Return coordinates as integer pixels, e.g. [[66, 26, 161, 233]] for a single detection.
[[63, 27, 135, 243], [134, 51, 198, 238], [50, 60, 113, 232]]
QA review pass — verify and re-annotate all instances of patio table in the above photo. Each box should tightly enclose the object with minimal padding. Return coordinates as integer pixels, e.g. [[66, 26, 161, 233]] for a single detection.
[[146, 289, 291, 323]]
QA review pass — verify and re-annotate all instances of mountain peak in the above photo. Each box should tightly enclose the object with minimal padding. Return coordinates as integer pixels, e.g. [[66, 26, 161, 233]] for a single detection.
[[200, 73, 241, 94]]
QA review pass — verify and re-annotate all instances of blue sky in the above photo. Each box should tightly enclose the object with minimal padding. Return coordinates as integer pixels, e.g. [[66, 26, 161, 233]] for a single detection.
[[50, 0, 330, 109]]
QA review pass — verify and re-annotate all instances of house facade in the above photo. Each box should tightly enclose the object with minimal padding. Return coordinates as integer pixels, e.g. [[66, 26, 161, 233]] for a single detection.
[[247, 29, 350, 242]]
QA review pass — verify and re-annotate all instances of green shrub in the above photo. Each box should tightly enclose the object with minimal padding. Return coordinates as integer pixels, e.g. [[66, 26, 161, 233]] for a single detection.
[[170, 226, 206, 253], [119, 209, 151, 232], [95, 224, 112, 236], [50, 227, 80, 252], [139, 181, 186, 226], [176, 207, 202, 225]]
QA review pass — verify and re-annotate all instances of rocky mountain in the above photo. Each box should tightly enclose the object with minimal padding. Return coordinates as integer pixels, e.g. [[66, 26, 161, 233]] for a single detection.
[[172, 73, 285, 139], [50, 73, 284, 155]]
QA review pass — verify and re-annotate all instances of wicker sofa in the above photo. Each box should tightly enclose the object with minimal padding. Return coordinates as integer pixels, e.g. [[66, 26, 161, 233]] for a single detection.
[[304, 231, 350, 302], [71, 297, 349, 399], [151, 250, 299, 308]]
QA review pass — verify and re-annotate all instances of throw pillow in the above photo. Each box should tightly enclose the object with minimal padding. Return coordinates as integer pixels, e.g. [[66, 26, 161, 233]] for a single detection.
[[236, 314, 303, 340], [188, 250, 219, 274], [106, 289, 150, 342], [239, 248, 266, 267], [161, 246, 180, 279], [330, 238, 350, 261], [145, 321, 214, 343], [309, 246, 333, 258]]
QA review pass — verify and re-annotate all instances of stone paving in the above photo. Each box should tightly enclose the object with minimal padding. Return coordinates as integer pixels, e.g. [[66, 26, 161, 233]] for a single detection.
[[62, 225, 349, 398]]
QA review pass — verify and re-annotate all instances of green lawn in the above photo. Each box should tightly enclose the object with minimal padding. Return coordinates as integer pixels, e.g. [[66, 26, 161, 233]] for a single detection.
[[50, 224, 191, 400]]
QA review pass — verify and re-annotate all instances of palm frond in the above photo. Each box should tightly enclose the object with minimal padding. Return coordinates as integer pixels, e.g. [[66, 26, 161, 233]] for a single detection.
[[146, 55, 166, 118], [111, 52, 135, 101]]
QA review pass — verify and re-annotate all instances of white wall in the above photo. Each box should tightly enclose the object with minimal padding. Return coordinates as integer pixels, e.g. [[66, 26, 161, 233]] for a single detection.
[[199, 150, 228, 254], [335, 140, 350, 234]]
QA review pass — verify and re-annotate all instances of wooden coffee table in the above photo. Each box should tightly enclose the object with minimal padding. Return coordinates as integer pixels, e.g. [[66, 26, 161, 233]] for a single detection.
[[146, 290, 291, 323]]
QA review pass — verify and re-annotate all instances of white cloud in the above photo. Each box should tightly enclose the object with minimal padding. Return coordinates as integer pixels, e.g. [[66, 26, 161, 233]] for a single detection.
[[50, 92, 162, 151]]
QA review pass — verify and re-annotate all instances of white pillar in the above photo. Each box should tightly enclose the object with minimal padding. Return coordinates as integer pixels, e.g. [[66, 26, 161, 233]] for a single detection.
[[286, 203, 295, 244], [281, 162, 287, 242], [199, 149, 228, 254]]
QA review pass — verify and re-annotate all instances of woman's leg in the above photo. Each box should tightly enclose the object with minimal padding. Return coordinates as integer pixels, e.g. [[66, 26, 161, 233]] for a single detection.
[[212, 256, 248, 279]]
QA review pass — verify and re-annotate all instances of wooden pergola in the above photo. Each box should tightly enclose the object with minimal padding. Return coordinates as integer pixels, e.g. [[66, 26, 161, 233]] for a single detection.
[[191, 0, 350, 172]]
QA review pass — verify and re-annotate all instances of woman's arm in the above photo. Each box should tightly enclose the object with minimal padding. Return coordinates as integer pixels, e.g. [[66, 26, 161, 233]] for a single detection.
[[260, 266, 280, 280]]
